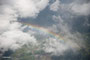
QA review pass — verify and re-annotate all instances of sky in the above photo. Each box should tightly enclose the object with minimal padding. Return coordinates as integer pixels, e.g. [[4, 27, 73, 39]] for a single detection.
[[0, 0, 90, 57]]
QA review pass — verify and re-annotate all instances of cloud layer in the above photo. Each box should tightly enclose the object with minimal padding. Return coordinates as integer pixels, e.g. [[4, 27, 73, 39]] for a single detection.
[[0, 0, 89, 57]]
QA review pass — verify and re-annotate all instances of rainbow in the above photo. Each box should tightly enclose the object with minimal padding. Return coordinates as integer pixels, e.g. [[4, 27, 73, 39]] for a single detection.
[[21, 22, 65, 43]]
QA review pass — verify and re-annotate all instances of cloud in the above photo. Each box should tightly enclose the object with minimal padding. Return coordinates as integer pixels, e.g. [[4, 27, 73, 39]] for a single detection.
[[70, 2, 90, 15], [0, 0, 49, 54], [0, 0, 49, 18], [43, 38, 69, 55], [49, 0, 90, 16], [47, 0, 90, 55], [12, 0, 49, 18], [44, 15, 85, 55], [0, 30, 37, 51], [0, 0, 89, 57], [0, 5, 17, 33], [50, 0, 60, 11]]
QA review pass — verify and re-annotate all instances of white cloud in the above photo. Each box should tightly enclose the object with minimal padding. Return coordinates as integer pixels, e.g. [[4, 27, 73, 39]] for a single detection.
[[0, 30, 37, 51], [45, 15, 85, 55], [50, 0, 60, 11], [0, 0, 88, 56], [46, 0, 89, 55], [12, 0, 49, 18], [0, 6, 17, 33], [43, 38, 69, 55], [0, 0, 49, 53], [71, 3, 90, 15], [50, 0, 90, 16]]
